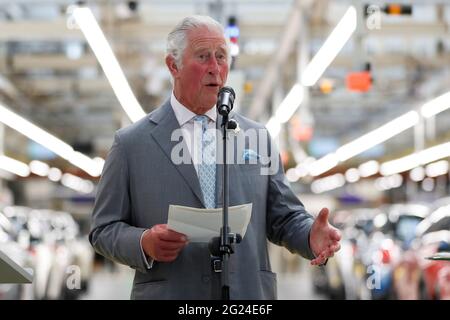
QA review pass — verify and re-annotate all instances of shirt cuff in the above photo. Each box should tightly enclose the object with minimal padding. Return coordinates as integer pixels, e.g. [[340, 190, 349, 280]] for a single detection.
[[140, 229, 154, 269]]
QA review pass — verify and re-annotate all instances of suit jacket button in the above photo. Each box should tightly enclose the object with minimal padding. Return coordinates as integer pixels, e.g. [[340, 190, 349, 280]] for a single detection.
[[202, 275, 210, 283]]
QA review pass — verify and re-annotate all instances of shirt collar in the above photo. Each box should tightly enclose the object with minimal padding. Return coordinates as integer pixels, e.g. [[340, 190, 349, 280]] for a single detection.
[[170, 92, 216, 126]]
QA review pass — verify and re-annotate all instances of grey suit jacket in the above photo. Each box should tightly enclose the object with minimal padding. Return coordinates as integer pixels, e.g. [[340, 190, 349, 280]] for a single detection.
[[89, 99, 316, 300]]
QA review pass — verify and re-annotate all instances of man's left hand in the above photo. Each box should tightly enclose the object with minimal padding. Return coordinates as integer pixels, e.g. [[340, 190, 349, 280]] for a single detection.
[[309, 208, 341, 266]]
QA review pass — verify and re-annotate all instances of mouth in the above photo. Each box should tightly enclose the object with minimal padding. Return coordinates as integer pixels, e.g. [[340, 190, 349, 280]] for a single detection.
[[205, 83, 220, 88]]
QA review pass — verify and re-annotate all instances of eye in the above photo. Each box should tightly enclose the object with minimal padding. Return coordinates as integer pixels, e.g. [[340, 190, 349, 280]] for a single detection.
[[216, 53, 227, 63], [197, 52, 209, 62]]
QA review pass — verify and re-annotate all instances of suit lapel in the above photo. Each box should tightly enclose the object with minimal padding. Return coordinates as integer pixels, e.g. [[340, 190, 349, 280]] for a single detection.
[[148, 101, 206, 207]]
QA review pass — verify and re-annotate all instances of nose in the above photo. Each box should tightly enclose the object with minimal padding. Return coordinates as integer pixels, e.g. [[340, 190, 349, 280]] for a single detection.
[[207, 56, 220, 75]]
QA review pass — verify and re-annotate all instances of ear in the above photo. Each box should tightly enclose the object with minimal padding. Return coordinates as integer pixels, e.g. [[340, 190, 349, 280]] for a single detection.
[[165, 55, 179, 77]]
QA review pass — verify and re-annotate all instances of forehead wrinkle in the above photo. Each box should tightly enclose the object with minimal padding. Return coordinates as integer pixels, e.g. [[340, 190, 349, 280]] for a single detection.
[[191, 38, 226, 49]]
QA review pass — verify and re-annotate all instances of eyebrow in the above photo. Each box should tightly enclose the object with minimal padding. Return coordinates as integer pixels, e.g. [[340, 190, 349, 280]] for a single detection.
[[193, 45, 227, 53]]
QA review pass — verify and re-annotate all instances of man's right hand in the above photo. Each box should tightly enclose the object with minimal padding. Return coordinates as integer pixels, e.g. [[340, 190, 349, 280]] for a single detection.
[[141, 224, 189, 262]]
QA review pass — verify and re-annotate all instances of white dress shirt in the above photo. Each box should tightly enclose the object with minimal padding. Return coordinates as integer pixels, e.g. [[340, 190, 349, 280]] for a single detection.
[[140, 92, 217, 269], [170, 92, 217, 173]]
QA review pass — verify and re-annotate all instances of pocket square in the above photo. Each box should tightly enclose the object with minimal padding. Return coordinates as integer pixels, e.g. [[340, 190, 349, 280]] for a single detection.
[[242, 149, 260, 161]]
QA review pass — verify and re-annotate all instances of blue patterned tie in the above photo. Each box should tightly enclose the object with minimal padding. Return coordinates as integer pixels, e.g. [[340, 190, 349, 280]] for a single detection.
[[193, 115, 216, 208]]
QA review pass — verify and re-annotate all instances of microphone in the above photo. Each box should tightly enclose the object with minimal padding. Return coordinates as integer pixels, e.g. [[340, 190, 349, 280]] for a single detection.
[[216, 86, 235, 116]]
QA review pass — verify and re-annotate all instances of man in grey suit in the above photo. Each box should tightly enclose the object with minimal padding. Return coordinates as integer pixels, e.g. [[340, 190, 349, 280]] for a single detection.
[[90, 15, 341, 300]]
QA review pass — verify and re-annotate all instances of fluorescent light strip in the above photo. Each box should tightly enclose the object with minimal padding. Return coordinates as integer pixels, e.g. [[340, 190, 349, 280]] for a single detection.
[[336, 111, 419, 162], [380, 141, 450, 176], [48, 167, 62, 182], [421, 91, 450, 118], [0, 155, 30, 177], [0, 103, 102, 177], [380, 153, 419, 176], [425, 160, 449, 178], [274, 84, 304, 123], [301, 6, 357, 86], [375, 174, 403, 191], [1, 154, 93, 193], [266, 117, 281, 138], [410, 166, 425, 182], [73, 7, 146, 123], [309, 153, 339, 177], [29, 160, 50, 177], [307, 111, 419, 177], [311, 173, 345, 194], [268, 6, 356, 141], [358, 160, 379, 178], [345, 168, 360, 183], [62, 173, 94, 194]]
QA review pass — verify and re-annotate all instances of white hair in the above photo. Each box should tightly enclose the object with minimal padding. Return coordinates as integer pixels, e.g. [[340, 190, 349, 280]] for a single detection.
[[166, 15, 230, 68]]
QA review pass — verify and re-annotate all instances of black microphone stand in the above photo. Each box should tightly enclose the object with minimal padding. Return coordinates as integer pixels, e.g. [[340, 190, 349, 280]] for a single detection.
[[208, 113, 241, 300]]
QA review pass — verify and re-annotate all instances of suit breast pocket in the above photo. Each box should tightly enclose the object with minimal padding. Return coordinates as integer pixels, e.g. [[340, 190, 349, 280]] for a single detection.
[[238, 163, 263, 174]]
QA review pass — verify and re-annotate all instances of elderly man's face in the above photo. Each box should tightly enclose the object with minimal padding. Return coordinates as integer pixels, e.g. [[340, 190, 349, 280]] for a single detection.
[[168, 26, 229, 114]]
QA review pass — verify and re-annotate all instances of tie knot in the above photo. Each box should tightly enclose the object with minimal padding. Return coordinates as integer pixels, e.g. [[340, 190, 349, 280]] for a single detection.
[[194, 115, 208, 131], [194, 115, 208, 123]]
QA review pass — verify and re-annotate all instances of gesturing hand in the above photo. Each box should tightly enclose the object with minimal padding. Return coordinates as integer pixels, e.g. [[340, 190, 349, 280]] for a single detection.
[[309, 208, 341, 266], [142, 224, 189, 262]]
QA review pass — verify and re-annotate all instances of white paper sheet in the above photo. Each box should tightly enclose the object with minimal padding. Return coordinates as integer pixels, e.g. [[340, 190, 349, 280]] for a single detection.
[[167, 203, 252, 242]]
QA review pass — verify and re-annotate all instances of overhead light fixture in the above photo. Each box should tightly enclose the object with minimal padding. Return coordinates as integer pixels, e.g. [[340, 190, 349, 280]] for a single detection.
[[336, 111, 419, 162], [305, 111, 418, 177], [308, 153, 339, 177], [301, 6, 357, 86], [295, 157, 316, 178], [48, 167, 63, 182], [358, 160, 379, 178], [266, 117, 281, 138], [345, 168, 360, 183], [72, 6, 146, 123], [375, 174, 403, 191], [61, 173, 94, 194], [286, 168, 300, 182], [29, 160, 50, 177], [0, 102, 102, 177], [425, 160, 449, 178], [420, 91, 450, 118], [0, 155, 30, 177], [266, 84, 304, 139], [380, 153, 419, 176], [311, 173, 345, 194], [409, 166, 425, 182], [274, 84, 304, 123], [380, 141, 450, 176]]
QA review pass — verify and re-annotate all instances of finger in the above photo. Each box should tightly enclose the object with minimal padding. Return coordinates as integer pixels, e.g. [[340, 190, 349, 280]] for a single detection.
[[330, 243, 341, 252], [166, 228, 189, 239], [153, 224, 188, 242], [318, 249, 332, 260], [325, 249, 334, 258], [311, 256, 326, 266], [159, 240, 188, 251], [156, 249, 182, 261], [317, 208, 329, 224], [330, 228, 342, 241], [160, 249, 182, 257], [158, 230, 188, 243], [311, 252, 327, 265]]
